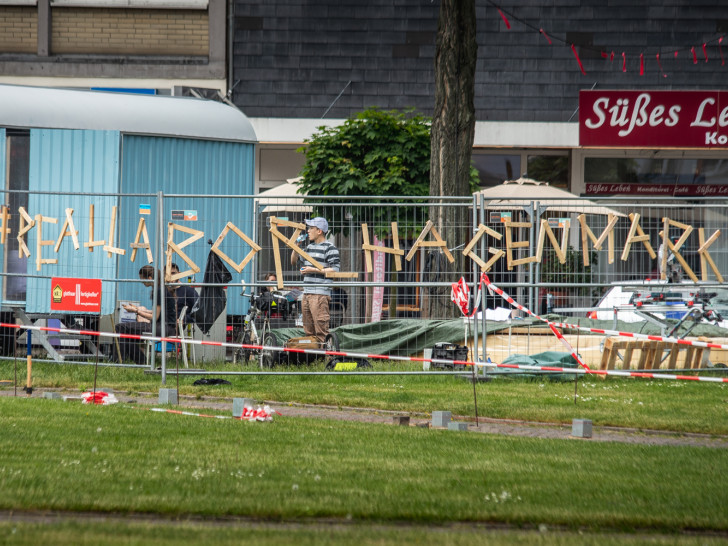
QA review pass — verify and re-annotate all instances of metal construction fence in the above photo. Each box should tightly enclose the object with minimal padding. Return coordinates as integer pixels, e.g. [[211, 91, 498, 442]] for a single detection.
[[2, 189, 728, 377]]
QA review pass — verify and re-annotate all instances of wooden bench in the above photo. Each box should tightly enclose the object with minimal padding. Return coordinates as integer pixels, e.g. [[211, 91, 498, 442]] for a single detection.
[[600, 337, 706, 370]]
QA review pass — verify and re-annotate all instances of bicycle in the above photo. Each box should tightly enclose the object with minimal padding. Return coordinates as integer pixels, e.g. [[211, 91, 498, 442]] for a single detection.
[[232, 282, 278, 368]]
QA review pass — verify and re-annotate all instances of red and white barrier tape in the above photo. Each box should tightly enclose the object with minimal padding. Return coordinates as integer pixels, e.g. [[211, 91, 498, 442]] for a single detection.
[[129, 405, 278, 421], [1, 319, 727, 383]]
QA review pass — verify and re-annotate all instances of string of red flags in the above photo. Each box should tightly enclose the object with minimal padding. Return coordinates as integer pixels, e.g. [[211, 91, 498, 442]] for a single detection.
[[486, 0, 726, 76]]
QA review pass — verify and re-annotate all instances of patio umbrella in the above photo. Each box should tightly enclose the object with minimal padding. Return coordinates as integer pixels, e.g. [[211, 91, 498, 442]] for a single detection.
[[474, 177, 625, 217], [256, 177, 312, 213]]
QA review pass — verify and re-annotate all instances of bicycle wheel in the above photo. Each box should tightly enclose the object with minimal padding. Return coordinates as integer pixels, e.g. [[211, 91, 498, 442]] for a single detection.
[[241, 331, 253, 364], [324, 331, 340, 352], [232, 329, 247, 364], [260, 331, 278, 369]]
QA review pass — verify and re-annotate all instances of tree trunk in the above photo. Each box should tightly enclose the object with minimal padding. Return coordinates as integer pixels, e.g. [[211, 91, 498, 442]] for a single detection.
[[427, 0, 477, 319]]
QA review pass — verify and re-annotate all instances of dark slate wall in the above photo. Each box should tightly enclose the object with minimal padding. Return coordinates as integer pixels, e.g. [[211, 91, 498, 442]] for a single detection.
[[232, 0, 728, 122]]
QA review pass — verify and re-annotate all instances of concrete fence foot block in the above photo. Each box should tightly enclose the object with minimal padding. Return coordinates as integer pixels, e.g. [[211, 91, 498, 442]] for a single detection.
[[43, 392, 62, 400], [432, 411, 451, 428], [572, 418, 592, 438], [393, 416, 410, 426], [159, 388, 178, 405], [448, 421, 468, 432], [232, 397, 257, 417]]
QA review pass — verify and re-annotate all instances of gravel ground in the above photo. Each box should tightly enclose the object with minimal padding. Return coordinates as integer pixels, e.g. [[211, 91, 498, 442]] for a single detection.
[[3, 386, 727, 449]]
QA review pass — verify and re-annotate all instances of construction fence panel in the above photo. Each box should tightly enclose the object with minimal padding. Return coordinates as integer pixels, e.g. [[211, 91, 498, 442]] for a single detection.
[[1, 190, 727, 372]]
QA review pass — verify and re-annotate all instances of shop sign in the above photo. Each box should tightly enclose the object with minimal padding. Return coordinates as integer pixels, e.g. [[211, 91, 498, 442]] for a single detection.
[[579, 90, 728, 148], [585, 183, 728, 196]]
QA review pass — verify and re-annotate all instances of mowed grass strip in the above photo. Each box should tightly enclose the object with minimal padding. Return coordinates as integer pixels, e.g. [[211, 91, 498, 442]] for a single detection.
[[0, 398, 726, 532], [2, 359, 727, 434]]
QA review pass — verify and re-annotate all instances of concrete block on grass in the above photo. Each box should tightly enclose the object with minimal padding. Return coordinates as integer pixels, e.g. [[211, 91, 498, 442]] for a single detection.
[[158, 388, 178, 405], [448, 421, 468, 432], [43, 392, 63, 400], [232, 397, 257, 417], [432, 411, 451, 428], [572, 418, 592, 438]]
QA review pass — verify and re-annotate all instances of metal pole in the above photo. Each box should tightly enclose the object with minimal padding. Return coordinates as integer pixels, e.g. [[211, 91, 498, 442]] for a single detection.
[[157, 190, 166, 385], [479, 192, 488, 377]]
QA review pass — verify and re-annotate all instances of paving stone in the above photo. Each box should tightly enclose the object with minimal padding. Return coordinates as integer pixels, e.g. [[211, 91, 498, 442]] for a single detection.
[[432, 411, 451, 428], [448, 421, 468, 432], [572, 419, 593, 438], [158, 388, 178, 405], [232, 397, 256, 417]]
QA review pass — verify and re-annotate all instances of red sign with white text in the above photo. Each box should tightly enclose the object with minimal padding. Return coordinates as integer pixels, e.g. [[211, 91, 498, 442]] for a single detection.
[[50, 277, 102, 313], [579, 90, 728, 148]]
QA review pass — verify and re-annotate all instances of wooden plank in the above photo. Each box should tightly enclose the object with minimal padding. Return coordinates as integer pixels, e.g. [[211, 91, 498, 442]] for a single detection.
[[697, 228, 723, 283], [668, 344, 680, 369], [83, 203, 105, 252], [271, 228, 324, 270], [271, 225, 284, 290], [0, 205, 10, 245], [600, 337, 615, 370], [622, 343, 635, 370], [361, 223, 373, 275], [325, 271, 358, 278], [650, 342, 666, 369], [636, 341, 649, 369], [210, 221, 261, 274], [392, 221, 402, 272]]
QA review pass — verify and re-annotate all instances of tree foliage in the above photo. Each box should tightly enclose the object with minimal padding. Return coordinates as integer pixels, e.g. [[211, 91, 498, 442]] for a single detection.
[[298, 108, 477, 236]]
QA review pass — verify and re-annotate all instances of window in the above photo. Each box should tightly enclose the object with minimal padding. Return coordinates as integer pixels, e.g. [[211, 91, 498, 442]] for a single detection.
[[527, 155, 568, 189], [584, 156, 728, 195], [4, 130, 29, 303], [472, 154, 520, 186]]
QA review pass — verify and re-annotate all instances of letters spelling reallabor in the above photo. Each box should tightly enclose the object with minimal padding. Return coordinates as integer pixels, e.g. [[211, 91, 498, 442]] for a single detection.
[[290, 217, 340, 344]]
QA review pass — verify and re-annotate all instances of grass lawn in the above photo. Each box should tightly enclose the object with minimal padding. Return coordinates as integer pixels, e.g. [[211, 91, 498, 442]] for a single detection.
[[2, 358, 727, 434], [1, 398, 727, 536]]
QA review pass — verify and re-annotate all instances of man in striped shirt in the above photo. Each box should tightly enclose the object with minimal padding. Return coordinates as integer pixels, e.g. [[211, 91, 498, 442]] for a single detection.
[[290, 217, 340, 343]]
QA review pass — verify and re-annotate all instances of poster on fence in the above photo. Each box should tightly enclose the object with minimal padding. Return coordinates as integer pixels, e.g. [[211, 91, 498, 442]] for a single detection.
[[370, 236, 385, 323], [50, 277, 102, 313]]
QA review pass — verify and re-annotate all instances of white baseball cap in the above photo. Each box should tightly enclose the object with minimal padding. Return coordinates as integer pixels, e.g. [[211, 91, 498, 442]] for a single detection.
[[305, 217, 328, 233]]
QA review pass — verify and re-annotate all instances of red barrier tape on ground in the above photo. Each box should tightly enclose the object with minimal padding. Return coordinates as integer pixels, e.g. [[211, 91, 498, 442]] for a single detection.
[[1, 320, 726, 383], [127, 405, 279, 421]]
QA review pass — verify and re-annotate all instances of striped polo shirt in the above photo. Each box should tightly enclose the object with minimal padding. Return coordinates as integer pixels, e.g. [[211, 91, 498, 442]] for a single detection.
[[298, 240, 340, 296]]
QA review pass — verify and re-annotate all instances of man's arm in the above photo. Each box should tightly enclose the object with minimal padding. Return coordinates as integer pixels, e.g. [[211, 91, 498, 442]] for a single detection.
[[326, 244, 341, 273], [290, 243, 300, 266]]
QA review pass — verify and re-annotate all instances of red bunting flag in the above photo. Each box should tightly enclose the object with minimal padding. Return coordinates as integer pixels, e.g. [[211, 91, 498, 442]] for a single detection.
[[702, 43, 708, 62], [497, 9, 511, 29], [622, 52, 627, 72], [639, 53, 644, 75], [656, 53, 667, 77], [691, 46, 698, 64], [539, 28, 552, 44], [570, 44, 586, 74], [720, 36, 725, 66]]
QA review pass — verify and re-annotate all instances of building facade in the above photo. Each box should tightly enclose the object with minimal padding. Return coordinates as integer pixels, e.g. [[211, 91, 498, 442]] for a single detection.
[[1, 1, 727, 195]]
